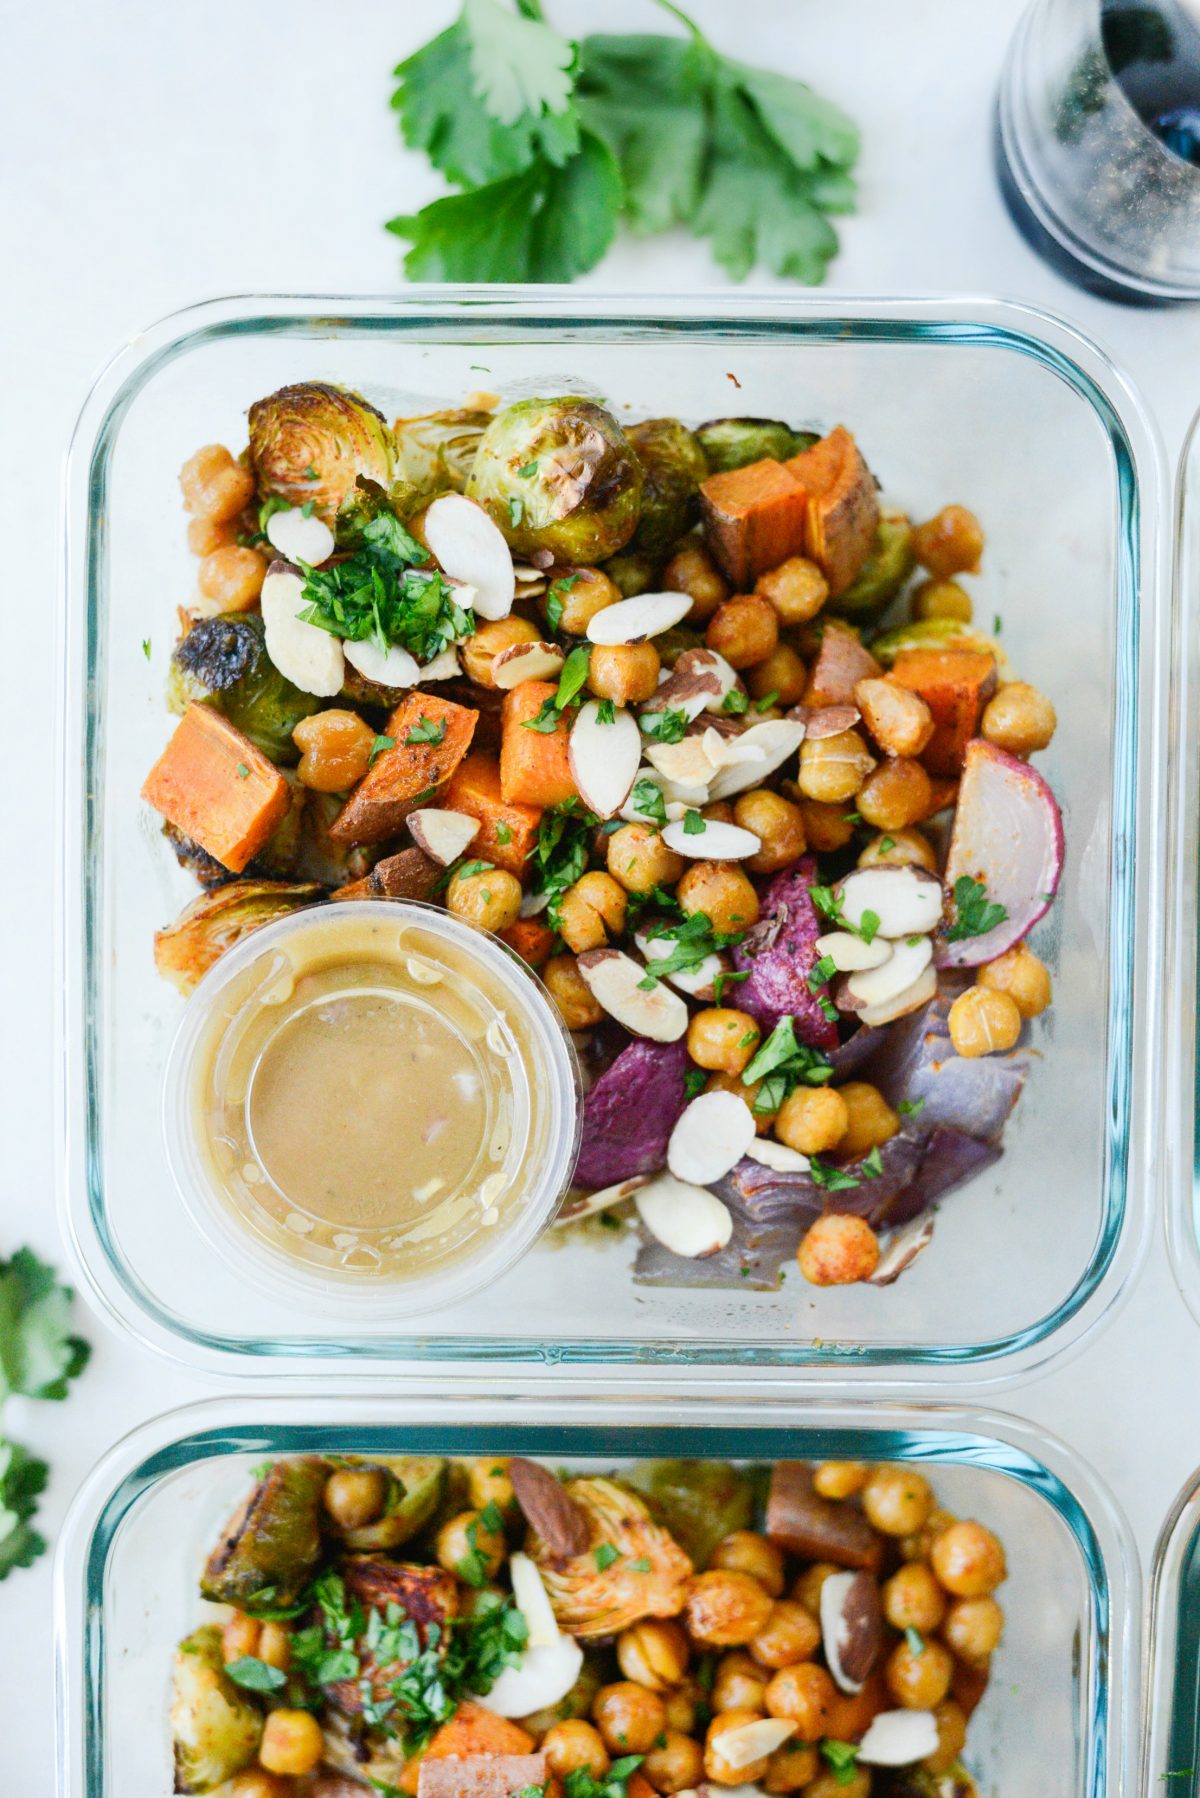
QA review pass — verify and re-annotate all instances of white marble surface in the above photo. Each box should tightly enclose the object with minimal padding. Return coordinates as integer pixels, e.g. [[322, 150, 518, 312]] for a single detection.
[[4, 0, 1200, 1785]]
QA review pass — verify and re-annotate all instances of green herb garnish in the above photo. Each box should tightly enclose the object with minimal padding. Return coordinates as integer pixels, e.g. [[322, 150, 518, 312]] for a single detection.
[[683, 809, 706, 835], [405, 714, 448, 746], [593, 1542, 621, 1571], [808, 1156, 860, 1192], [638, 707, 690, 744], [945, 874, 1007, 943], [369, 734, 396, 767], [299, 513, 467, 663], [820, 1739, 861, 1785], [225, 1655, 288, 1692], [630, 778, 668, 827], [741, 1015, 834, 1112]]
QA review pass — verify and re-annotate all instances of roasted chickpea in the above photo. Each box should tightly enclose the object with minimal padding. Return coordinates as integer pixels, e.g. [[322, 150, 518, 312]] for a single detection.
[[446, 866, 523, 934], [792, 1561, 840, 1616], [588, 641, 662, 704], [710, 1531, 785, 1598], [712, 1650, 768, 1713], [466, 1457, 516, 1516], [775, 1084, 849, 1156], [179, 445, 256, 521], [198, 544, 268, 612], [854, 678, 934, 759], [607, 822, 685, 895], [977, 942, 1052, 1018], [837, 1082, 900, 1157], [746, 643, 807, 707], [763, 1740, 821, 1793], [642, 1729, 705, 1793], [749, 1599, 822, 1670], [187, 513, 240, 557], [702, 1709, 772, 1786], [912, 577, 973, 623], [756, 556, 829, 626], [857, 827, 938, 873], [230, 1774, 292, 1798], [947, 987, 1022, 1059], [702, 799, 737, 825], [544, 565, 621, 635], [222, 1611, 260, 1663], [931, 1521, 1007, 1597], [677, 861, 759, 932], [981, 679, 1057, 755], [542, 1719, 610, 1780], [912, 504, 984, 577], [786, 797, 852, 855], [662, 542, 730, 622], [886, 1635, 953, 1710], [556, 871, 627, 952], [862, 1466, 933, 1538], [763, 1661, 836, 1737], [259, 1709, 324, 1777], [943, 1595, 1004, 1665], [461, 615, 541, 687], [798, 1214, 880, 1286], [617, 1619, 691, 1690], [812, 1460, 869, 1500], [687, 1009, 761, 1076], [258, 1622, 292, 1672], [901, 1506, 958, 1566], [797, 729, 876, 804], [292, 710, 376, 792], [543, 953, 604, 1029], [663, 1681, 702, 1734], [435, 1508, 506, 1583], [706, 1069, 775, 1133], [733, 789, 806, 875], [883, 1561, 947, 1634], [802, 1771, 871, 1798], [856, 757, 933, 832], [924, 1699, 969, 1774], [685, 1569, 774, 1648], [592, 1680, 668, 1755], [707, 594, 780, 670], [824, 1670, 889, 1743]]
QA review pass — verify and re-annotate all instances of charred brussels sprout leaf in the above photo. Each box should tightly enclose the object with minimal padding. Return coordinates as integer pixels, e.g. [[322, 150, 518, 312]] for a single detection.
[[248, 383, 395, 522], [467, 397, 642, 564], [626, 417, 708, 557], [696, 417, 818, 473], [336, 1455, 449, 1551], [154, 881, 326, 994], [828, 508, 916, 621], [627, 1459, 754, 1568], [171, 1625, 263, 1793], [174, 617, 263, 693], [392, 408, 492, 495], [201, 1456, 329, 1611]]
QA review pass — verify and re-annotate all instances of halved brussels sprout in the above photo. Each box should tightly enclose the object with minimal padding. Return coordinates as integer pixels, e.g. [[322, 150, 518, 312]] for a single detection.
[[200, 1455, 329, 1610], [653, 623, 706, 669], [627, 1459, 755, 1568], [870, 616, 1007, 672], [154, 880, 325, 993], [393, 408, 491, 495], [626, 417, 708, 558], [467, 398, 642, 564], [827, 508, 916, 621], [336, 1455, 449, 1551], [172, 615, 320, 764], [171, 1626, 262, 1794], [696, 417, 818, 473], [248, 383, 395, 521]]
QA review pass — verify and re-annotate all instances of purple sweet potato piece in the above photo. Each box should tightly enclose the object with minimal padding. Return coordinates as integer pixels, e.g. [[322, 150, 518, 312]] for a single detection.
[[732, 857, 838, 1048], [864, 976, 1028, 1143], [574, 1038, 689, 1188]]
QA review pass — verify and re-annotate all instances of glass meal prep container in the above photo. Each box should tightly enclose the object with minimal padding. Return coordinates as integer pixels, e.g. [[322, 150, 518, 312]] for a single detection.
[[52, 1389, 1137, 1798], [1144, 1460, 1200, 1794], [57, 292, 1169, 1378]]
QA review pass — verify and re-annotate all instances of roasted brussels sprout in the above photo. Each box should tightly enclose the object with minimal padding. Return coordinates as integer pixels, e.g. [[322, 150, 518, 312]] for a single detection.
[[467, 398, 643, 563], [626, 417, 708, 557], [870, 616, 1007, 671], [200, 1455, 329, 1610], [696, 417, 818, 473], [335, 474, 424, 550], [154, 880, 325, 993], [336, 1455, 449, 1551], [523, 1474, 692, 1638], [628, 1459, 755, 1568], [174, 615, 263, 693], [170, 1625, 263, 1793], [393, 408, 491, 495], [172, 615, 320, 763], [602, 547, 660, 597], [248, 383, 395, 521], [828, 507, 916, 620]]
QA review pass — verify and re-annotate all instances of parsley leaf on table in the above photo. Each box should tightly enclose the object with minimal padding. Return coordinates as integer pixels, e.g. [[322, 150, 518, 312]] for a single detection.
[[0, 1442, 48, 1581], [0, 1248, 90, 1402]]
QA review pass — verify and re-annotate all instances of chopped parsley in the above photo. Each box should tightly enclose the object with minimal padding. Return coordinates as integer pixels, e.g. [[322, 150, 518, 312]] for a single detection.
[[517, 460, 539, 478], [494, 821, 513, 846], [820, 1739, 861, 1785], [711, 967, 750, 1004], [298, 513, 469, 663], [860, 1145, 884, 1178], [455, 859, 495, 882], [638, 707, 689, 744], [593, 1541, 621, 1571], [683, 809, 706, 835], [741, 1015, 834, 1111], [596, 698, 616, 724], [141, 638, 151, 660], [544, 573, 579, 634], [564, 1756, 644, 1798], [521, 643, 591, 732], [808, 1156, 860, 1192], [637, 912, 743, 991], [808, 954, 837, 990], [225, 1655, 288, 1692], [897, 1097, 925, 1118], [684, 1067, 709, 1101], [627, 1557, 652, 1573], [531, 800, 597, 929], [722, 689, 749, 715], [235, 763, 250, 780], [905, 1626, 926, 1657], [369, 733, 395, 767], [810, 883, 881, 947], [630, 778, 668, 828], [509, 496, 524, 527], [945, 874, 1007, 943], [754, 689, 780, 712], [405, 714, 447, 747]]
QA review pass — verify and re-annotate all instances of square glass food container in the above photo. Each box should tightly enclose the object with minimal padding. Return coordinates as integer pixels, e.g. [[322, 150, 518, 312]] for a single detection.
[[58, 292, 1169, 1379], [1141, 1462, 1200, 1793], [53, 1388, 1138, 1798]]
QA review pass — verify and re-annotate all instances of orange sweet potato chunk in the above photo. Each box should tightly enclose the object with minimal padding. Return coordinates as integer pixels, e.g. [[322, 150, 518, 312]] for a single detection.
[[330, 691, 478, 845], [786, 425, 880, 596], [889, 649, 997, 776], [399, 1704, 536, 1795], [443, 751, 543, 875], [499, 916, 555, 968], [499, 682, 577, 809], [141, 702, 290, 874], [699, 458, 808, 587], [803, 622, 882, 709]]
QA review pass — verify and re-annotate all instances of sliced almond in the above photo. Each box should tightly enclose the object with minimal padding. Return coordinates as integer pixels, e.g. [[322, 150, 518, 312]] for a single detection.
[[643, 647, 739, 723], [847, 935, 933, 1009], [820, 1569, 885, 1694], [260, 563, 345, 697], [815, 929, 892, 973], [707, 718, 806, 800], [635, 928, 727, 1000], [586, 590, 693, 646], [746, 1138, 811, 1173], [554, 1175, 649, 1226], [266, 505, 336, 566], [661, 816, 761, 860], [836, 864, 944, 940], [801, 703, 861, 739], [643, 735, 719, 792], [520, 888, 551, 918], [508, 1459, 590, 1556], [424, 492, 515, 621], [707, 1717, 797, 1770], [620, 772, 689, 826], [576, 948, 689, 1041], [509, 1551, 560, 1648], [636, 1174, 733, 1259], [857, 1709, 939, 1767], [407, 808, 480, 866], [667, 1091, 757, 1186], [419, 644, 463, 681], [867, 1215, 935, 1285], [857, 960, 938, 1028], [492, 639, 566, 689], [569, 702, 641, 819], [345, 635, 421, 689]]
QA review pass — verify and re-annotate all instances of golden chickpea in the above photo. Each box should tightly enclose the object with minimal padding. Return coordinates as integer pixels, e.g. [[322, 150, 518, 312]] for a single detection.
[[706, 594, 780, 670], [712, 1650, 768, 1714], [710, 1531, 785, 1598], [803, 1771, 871, 1798], [912, 505, 985, 577], [687, 1009, 762, 1076], [924, 1699, 969, 1774], [702, 799, 737, 825], [617, 1619, 691, 1690], [461, 615, 541, 688], [544, 566, 622, 635], [259, 1709, 324, 1777], [292, 710, 376, 793], [435, 1508, 506, 1583], [643, 1730, 705, 1794], [542, 1719, 610, 1780], [792, 1561, 840, 1616], [856, 827, 938, 873], [912, 577, 974, 623], [883, 1561, 947, 1634], [222, 1611, 260, 1663], [981, 680, 1057, 755], [854, 678, 934, 760], [856, 757, 933, 832], [257, 1622, 292, 1672], [862, 1466, 933, 1538], [947, 987, 1023, 1059], [466, 1457, 516, 1516], [764, 1740, 821, 1793], [663, 542, 730, 622], [797, 729, 876, 804], [931, 1521, 1007, 1597], [704, 1709, 774, 1787], [607, 822, 685, 895], [746, 643, 808, 707], [556, 871, 627, 952], [588, 641, 662, 704], [812, 1460, 870, 1500], [886, 1636, 954, 1710], [685, 1570, 775, 1648], [592, 1681, 668, 1755], [798, 1214, 880, 1286], [187, 513, 240, 557], [543, 953, 604, 1029], [749, 1599, 822, 1670], [179, 445, 256, 521], [446, 866, 524, 934], [977, 942, 1052, 1018], [763, 1661, 837, 1737], [901, 1506, 958, 1566], [943, 1596, 1004, 1665], [230, 1774, 292, 1798], [837, 1082, 900, 1157], [662, 1683, 700, 1735], [775, 1085, 849, 1156], [756, 556, 829, 626], [706, 1069, 775, 1134], [198, 544, 268, 612], [796, 796, 858, 853], [825, 1671, 889, 1745], [677, 862, 759, 932], [733, 789, 807, 875]]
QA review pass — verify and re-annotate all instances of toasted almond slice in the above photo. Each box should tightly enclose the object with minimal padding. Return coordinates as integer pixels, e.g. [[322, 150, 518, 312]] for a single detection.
[[857, 1709, 939, 1767], [846, 935, 932, 1008], [661, 816, 761, 860], [635, 1174, 734, 1259], [407, 808, 480, 867], [643, 647, 738, 723], [509, 1551, 560, 1648], [836, 864, 944, 939], [480, 1633, 584, 1719], [857, 961, 938, 1028], [707, 718, 806, 800], [803, 703, 861, 739], [419, 644, 463, 681], [867, 1215, 935, 1286], [668, 1091, 757, 1186], [266, 505, 336, 566], [554, 1175, 650, 1226], [576, 948, 689, 1041], [708, 1717, 797, 1770], [586, 591, 694, 646], [820, 1569, 885, 1694], [424, 492, 515, 620], [644, 735, 719, 791], [520, 888, 551, 918], [815, 929, 893, 973], [746, 1138, 811, 1173], [260, 563, 345, 697], [344, 635, 421, 689], [493, 639, 566, 689], [569, 701, 641, 819]]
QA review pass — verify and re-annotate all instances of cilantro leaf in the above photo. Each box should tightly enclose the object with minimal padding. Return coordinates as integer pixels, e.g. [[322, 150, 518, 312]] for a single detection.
[[0, 1249, 90, 1403], [945, 875, 1008, 944]]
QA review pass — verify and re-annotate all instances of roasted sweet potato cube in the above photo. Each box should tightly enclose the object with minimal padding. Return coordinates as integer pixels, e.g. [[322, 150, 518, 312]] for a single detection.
[[417, 1754, 549, 1798], [500, 683, 577, 809], [499, 917, 555, 968], [889, 649, 998, 776], [803, 622, 882, 709], [399, 1705, 537, 1796], [141, 703, 291, 874], [330, 691, 478, 845], [444, 751, 543, 874], [786, 425, 880, 596], [699, 458, 808, 587]]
